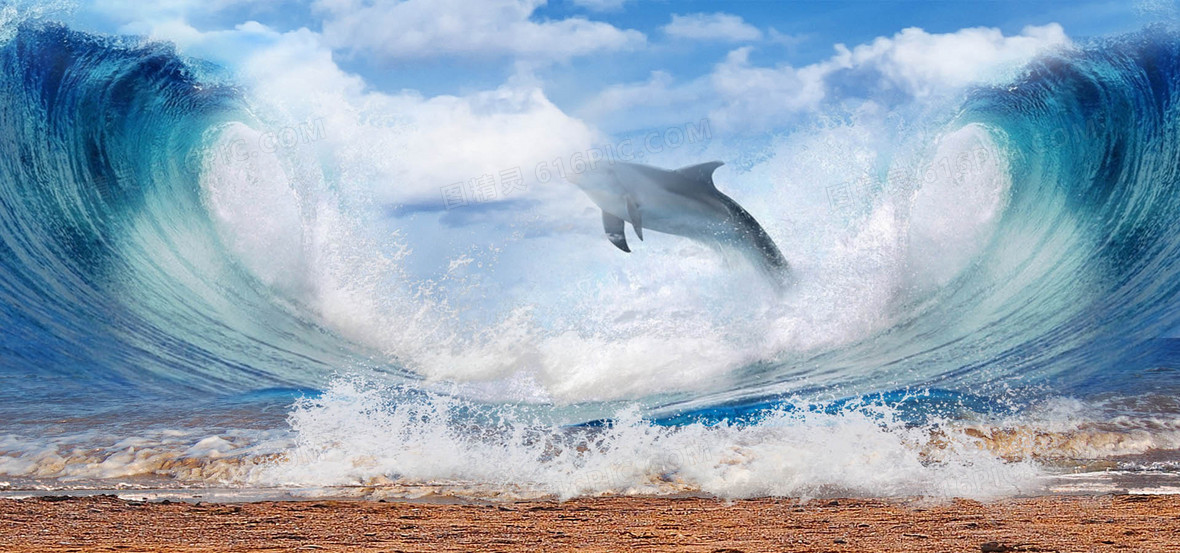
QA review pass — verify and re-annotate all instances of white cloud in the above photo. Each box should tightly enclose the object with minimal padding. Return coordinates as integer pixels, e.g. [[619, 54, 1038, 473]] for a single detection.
[[706, 46, 837, 128], [313, 0, 645, 63], [583, 23, 1072, 132], [709, 23, 1070, 128], [575, 70, 713, 133], [663, 12, 762, 42], [570, 0, 629, 12], [578, 70, 674, 118], [845, 24, 1071, 97], [767, 28, 808, 47]]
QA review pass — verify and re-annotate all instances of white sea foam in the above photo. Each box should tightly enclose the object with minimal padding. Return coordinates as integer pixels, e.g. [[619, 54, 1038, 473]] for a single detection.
[[253, 378, 1044, 500], [5, 382, 1180, 500], [193, 94, 1016, 405]]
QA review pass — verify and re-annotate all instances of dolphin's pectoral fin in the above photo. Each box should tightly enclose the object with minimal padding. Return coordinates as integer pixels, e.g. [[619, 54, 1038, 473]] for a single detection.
[[625, 195, 643, 240], [602, 210, 630, 253]]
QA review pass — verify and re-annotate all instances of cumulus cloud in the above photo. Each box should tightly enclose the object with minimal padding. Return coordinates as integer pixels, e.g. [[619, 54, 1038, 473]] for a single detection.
[[313, 0, 645, 62], [578, 71, 676, 118], [663, 12, 762, 42], [583, 23, 1072, 132], [706, 46, 836, 127], [710, 23, 1070, 128], [767, 28, 808, 47], [575, 70, 712, 132], [570, 0, 630, 12], [844, 24, 1070, 96]]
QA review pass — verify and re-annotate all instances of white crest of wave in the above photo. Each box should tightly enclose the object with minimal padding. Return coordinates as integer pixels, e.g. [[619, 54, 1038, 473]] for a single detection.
[[251, 378, 1042, 500]]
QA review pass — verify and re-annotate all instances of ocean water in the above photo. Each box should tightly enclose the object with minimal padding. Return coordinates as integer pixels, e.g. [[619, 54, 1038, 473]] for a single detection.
[[2, 13, 1180, 501]]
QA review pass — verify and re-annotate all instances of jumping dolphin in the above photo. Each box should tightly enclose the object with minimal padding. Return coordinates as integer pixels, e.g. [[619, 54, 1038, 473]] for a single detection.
[[566, 161, 790, 286]]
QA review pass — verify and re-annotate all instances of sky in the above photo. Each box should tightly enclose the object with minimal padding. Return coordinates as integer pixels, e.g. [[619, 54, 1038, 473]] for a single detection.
[[64, 1, 1173, 138], [38, 0, 1176, 256], [4, 0, 1157, 235]]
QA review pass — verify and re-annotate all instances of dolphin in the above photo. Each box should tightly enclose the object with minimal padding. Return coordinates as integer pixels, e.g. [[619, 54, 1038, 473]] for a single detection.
[[567, 161, 790, 286]]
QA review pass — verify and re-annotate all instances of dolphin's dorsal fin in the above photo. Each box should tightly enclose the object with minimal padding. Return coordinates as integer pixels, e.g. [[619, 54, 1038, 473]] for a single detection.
[[602, 210, 630, 253], [674, 161, 724, 191]]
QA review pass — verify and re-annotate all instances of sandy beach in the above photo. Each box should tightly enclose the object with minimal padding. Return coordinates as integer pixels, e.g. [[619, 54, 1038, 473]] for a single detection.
[[2, 494, 1178, 552]]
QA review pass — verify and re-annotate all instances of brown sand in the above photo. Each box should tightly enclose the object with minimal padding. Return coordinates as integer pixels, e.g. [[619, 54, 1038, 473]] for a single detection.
[[2, 494, 1179, 552]]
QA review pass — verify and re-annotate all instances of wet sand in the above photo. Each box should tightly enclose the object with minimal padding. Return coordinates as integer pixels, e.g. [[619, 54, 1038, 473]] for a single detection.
[[2, 494, 1179, 552]]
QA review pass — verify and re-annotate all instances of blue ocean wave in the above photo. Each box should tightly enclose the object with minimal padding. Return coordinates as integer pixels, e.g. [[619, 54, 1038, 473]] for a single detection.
[[0, 22, 1178, 426]]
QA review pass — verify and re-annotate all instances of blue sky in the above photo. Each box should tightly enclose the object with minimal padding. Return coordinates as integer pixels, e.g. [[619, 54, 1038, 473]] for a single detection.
[[51, 0, 1177, 202], [72, 1, 1166, 111]]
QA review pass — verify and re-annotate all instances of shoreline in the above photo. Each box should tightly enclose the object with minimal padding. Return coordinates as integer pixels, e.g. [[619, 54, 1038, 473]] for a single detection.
[[3, 494, 1179, 552], [5, 466, 1180, 504]]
